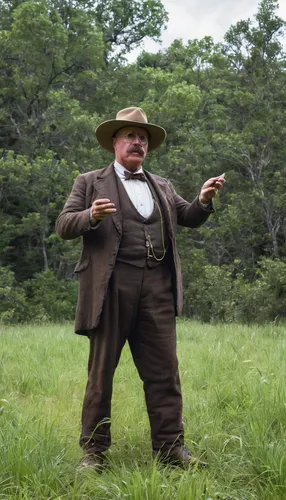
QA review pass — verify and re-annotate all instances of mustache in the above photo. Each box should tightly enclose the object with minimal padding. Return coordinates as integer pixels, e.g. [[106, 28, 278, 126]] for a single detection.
[[128, 145, 144, 155]]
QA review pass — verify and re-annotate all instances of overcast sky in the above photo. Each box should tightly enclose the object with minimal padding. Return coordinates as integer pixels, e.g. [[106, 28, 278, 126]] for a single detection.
[[129, 0, 286, 60]]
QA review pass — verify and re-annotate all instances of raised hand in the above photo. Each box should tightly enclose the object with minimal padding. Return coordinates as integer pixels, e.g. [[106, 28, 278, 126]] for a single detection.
[[199, 173, 225, 204]]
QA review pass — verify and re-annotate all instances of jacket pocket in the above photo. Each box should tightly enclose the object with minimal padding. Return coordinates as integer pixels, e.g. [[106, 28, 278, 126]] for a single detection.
[[74, 257, 90, 273]]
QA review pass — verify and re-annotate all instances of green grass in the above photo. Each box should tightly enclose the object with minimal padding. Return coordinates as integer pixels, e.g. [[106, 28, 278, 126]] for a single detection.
[[0, 320, 285, 499]]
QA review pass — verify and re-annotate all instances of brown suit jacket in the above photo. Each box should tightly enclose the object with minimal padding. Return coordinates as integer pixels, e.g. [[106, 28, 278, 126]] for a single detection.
[[56, 164, 213, 334]]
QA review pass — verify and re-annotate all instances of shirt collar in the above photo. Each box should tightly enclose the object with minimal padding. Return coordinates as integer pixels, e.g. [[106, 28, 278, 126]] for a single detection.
[[114, 160, 143, 179]]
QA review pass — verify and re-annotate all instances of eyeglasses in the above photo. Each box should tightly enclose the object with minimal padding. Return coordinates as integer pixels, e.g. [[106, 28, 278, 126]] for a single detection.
[[116, 132, 148, 145]]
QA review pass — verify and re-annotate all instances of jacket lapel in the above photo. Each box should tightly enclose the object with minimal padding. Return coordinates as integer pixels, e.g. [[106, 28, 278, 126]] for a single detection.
[[145, 171, 174, 238], [92, 164, 122, 235]]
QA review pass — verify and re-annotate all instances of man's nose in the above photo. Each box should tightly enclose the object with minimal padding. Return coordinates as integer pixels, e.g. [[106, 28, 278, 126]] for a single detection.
[[133, 134, 141, 144]]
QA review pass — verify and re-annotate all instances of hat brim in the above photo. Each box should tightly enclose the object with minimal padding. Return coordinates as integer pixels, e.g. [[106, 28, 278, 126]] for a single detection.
[[95, 119, 166, 153]]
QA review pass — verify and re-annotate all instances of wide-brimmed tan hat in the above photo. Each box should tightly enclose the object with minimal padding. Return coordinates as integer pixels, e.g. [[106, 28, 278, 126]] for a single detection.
[[95, 107, 166, 152]]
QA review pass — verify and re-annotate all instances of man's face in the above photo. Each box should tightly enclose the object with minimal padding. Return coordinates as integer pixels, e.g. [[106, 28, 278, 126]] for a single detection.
[[113, 126, 149, 171]]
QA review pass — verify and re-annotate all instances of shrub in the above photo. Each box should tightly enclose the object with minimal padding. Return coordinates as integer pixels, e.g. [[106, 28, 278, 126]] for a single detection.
[[183, 257, 286, 324], [235, 258, 286, 323], [25, 270, 78, 322], [0, 267, 27, 323]]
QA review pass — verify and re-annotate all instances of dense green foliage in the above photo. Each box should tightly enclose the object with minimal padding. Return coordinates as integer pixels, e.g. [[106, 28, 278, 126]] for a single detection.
[[1, 321, 286, 498], [0, 0, 285, 323]]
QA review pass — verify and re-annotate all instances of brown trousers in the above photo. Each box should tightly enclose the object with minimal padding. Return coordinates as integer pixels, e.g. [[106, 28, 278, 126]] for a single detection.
[[79, 260, 184, 454]]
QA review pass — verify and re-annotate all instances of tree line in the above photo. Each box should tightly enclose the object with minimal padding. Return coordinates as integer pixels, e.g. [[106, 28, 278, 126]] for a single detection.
[[0, 0, 286, 324]]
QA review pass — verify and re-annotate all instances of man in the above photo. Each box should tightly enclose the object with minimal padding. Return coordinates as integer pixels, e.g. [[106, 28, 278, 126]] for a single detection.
[[56, 107, 224, 470]]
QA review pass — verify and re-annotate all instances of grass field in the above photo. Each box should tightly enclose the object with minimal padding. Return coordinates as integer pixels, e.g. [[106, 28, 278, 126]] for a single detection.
[[0, 320, 285, 499]]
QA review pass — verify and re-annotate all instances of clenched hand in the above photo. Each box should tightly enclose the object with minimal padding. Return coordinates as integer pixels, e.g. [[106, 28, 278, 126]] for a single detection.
[[90, 198, 117, 221]]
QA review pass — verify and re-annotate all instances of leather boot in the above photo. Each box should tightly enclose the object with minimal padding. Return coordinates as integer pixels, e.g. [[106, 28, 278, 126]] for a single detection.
[[153, 447, 208, 469]]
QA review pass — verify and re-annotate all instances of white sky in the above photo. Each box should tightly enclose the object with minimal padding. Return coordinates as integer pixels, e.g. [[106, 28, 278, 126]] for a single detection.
[[129, 0, 286, 60]]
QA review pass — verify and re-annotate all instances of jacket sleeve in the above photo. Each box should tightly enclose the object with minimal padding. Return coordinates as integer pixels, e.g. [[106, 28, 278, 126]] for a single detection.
[[168, 181, 214, 228], [56, 174, 94, 240]]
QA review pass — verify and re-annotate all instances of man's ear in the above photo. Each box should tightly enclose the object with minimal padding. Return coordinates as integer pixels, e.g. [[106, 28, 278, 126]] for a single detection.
[[112, 137, 117, 150]]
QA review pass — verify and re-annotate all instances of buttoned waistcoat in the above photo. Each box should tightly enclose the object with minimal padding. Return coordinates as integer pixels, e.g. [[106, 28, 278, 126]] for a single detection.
[[115, 173, 168, 267], [56, 163, 213, 335]]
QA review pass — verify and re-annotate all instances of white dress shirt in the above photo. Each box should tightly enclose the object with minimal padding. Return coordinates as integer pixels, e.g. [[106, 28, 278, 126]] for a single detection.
[[114, 161, 154, 218]]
